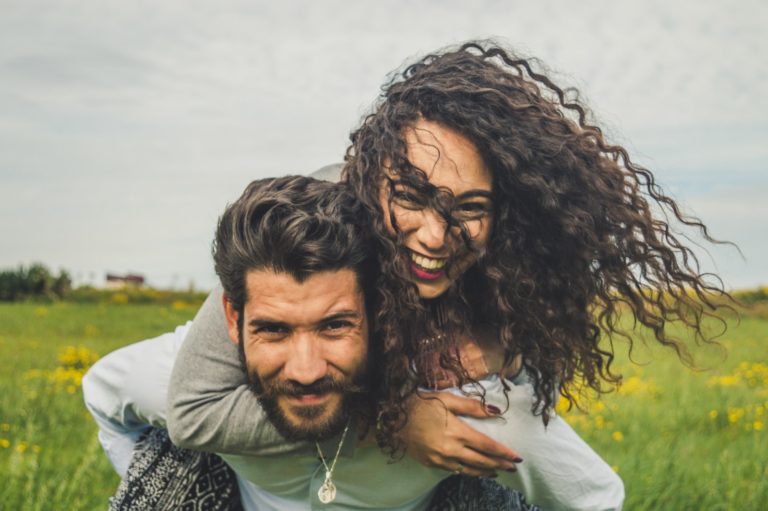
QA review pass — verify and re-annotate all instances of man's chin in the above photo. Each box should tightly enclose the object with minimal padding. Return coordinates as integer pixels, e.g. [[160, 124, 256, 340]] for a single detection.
[[281, 392, 337, 416], [265, 394, 348, 442]]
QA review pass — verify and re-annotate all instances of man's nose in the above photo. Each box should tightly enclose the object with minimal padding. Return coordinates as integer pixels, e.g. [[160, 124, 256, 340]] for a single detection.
[[282, 333, 328, 385]]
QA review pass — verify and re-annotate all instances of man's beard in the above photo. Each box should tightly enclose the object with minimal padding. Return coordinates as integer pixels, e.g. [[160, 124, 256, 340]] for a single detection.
[[238, 340, 369, 442], [251, 376, 366, 442]]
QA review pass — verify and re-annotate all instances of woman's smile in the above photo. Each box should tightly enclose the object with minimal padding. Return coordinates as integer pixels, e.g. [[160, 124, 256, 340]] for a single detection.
[[409, 251, 448, 281]]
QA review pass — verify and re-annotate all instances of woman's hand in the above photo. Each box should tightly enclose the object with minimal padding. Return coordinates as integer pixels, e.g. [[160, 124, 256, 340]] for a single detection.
[[431, 337, 521, 389], [398, 391, 523, 477]]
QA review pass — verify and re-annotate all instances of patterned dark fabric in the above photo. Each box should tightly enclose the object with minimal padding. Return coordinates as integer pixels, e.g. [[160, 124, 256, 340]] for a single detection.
[[428, 475, 542, 511], [111, 427, 540, 510], [109, 428, 242, 511]]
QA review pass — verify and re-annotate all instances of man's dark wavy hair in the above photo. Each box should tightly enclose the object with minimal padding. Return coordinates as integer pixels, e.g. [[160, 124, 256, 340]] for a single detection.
[[213, 175, 377, 321], [342, 40, 734, 456]]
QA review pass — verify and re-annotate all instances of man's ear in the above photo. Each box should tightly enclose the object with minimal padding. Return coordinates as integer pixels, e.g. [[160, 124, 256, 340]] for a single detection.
[[222, 294, 241, 345]]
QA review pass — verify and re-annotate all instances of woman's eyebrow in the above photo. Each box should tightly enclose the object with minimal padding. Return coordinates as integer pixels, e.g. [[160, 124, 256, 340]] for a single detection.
[[391, 180, 492, 200], [456, 190, 493, 200]]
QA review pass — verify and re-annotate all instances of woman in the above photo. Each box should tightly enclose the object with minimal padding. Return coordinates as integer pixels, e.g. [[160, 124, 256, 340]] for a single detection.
[[166, 41, 728, 508], [342, 40, 729, 453]]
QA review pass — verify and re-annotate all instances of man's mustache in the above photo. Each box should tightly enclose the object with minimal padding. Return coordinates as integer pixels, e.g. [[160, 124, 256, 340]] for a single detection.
[[258, 376, 367, 399]]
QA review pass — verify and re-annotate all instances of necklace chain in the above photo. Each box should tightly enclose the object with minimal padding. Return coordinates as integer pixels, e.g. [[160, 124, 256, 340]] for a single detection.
[[315, 422, 350, 504]]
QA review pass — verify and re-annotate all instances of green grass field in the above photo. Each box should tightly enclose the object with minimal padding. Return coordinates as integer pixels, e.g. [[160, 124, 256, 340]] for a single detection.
[[0, 301, 765, 510]]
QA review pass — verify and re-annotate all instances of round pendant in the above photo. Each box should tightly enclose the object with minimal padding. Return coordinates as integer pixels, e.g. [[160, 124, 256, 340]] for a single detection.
[[318, 479, 337, 504]]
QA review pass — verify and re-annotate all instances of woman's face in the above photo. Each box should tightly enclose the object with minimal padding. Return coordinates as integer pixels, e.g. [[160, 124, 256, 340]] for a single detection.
[[380, 119, 493, 300]]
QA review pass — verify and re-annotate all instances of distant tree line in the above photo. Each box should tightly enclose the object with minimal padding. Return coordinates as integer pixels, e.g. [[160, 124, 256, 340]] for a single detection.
[[0, 263, 72, 301]]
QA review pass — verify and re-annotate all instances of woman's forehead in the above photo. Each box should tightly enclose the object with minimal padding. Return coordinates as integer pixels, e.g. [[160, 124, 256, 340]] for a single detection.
[[391, 120, 492, 195]]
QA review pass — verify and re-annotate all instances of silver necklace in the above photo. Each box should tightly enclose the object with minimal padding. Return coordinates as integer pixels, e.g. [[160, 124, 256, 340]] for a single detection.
[[315, 422, 350, 504]]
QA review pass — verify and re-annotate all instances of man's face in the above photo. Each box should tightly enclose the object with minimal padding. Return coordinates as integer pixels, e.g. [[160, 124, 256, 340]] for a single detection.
[[223, 268, 369, 442]]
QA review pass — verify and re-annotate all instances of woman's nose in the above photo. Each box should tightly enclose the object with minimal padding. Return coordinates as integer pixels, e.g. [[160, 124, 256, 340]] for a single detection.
[[415, 208, 449, 252]]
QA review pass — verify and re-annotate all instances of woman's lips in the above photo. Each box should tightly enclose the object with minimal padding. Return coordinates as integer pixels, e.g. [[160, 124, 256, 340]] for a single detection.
[[410, 260, 446, 281], [408, 251, 448, 281]]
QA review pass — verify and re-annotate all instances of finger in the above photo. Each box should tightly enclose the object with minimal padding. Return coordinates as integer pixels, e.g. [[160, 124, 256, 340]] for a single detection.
[[452, 446, 518, 473], [425, 395, 524, 462], [454, 420, 523, 463], [441, 461, 497, 479], [454, 464, 497, 478]]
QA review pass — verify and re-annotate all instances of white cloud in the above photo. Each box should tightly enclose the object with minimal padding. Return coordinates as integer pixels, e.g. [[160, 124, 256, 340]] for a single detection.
[[1, 0, 766, 289]]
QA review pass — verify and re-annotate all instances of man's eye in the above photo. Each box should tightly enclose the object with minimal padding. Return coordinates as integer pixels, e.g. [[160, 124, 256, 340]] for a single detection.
[[255, 325, 287, 337], [323, 320, 353, 332]]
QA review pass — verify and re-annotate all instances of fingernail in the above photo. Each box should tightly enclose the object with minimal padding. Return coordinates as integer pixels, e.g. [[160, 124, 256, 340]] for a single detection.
[[513, 457, 524, 463], [486, 405, 501, 415], [505, 466, 517, 473]]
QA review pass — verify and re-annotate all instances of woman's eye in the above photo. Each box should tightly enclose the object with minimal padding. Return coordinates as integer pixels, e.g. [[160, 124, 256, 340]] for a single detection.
[[453, 202, 491, 220], [392, 190, 426, 209]]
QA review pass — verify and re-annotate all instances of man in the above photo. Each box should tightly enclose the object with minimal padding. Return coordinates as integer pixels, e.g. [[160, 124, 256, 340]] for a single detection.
[[211, 175, 376, 445], [84, 175, 535, 510]]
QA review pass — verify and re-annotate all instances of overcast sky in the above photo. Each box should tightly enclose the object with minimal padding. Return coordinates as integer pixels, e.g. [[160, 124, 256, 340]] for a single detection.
[[1, 0, 765, 290]]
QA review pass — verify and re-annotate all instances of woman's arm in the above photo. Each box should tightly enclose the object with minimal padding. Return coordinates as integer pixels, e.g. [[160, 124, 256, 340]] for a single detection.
[[165, 286, 311, 456], [401, 337, 624, 511], [457, 378, 624, 511]]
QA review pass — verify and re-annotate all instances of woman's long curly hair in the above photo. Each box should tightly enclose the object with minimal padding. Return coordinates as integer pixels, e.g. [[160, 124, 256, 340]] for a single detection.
[[342, 40, 733, 457]]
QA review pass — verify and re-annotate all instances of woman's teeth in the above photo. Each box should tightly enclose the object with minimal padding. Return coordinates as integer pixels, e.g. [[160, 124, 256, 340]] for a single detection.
[[411, 253, 447, 271]]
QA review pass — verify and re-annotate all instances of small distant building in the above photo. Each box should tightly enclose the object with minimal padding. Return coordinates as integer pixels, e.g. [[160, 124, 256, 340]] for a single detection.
[[105, 273, 145, 289]]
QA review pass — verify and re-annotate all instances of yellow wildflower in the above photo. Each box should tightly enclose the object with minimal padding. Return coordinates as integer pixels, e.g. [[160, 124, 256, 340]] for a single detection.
[[728, 408, 745, 424], [755, 421, 764, 431], [708, 375, 741, 387], [709, 410, 718, 419], [612, 431, 624, 442], [58, 345, 99, 370], [0, 438, 9, 448], [172, 300, 189, 310], [617, 376, 660, 397]]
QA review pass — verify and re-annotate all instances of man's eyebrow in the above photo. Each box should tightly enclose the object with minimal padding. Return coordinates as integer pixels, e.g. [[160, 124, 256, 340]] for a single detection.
[[320, 311, 363, 323], [247, 319, 289, 329]]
